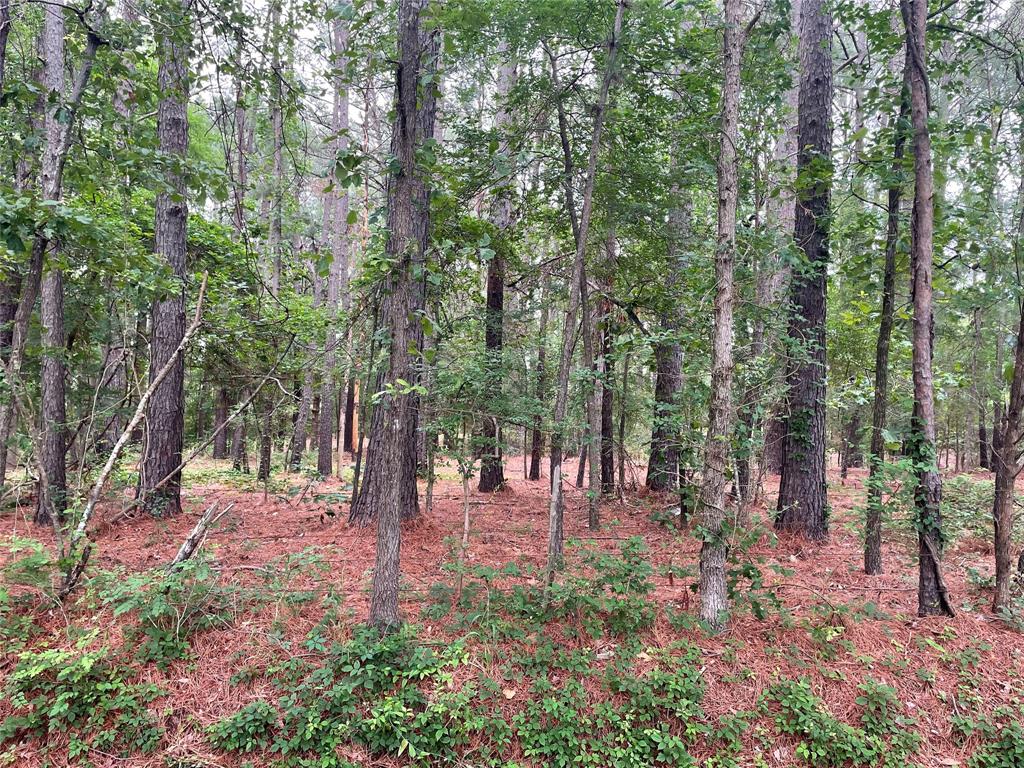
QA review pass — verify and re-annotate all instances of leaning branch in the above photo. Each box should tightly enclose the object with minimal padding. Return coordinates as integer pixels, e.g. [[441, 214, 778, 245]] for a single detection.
[[59, 274, 209, 595]]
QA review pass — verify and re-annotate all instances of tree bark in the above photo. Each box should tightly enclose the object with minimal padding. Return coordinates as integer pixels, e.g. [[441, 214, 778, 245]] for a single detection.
[[353, 0, 439, 630], [865, 73, 908, 575], [317, 16, 350, 477], [699, 0, 743, 630], [902, 0, 953, 617], [36, 3, 68, 527], [213, 387, 230, 458], [775, 0, 832, 542], [138, 1, 190, 517]]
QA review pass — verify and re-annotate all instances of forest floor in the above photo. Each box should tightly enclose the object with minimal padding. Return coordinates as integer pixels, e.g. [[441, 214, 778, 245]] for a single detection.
[[0, 455, 1022, 767]]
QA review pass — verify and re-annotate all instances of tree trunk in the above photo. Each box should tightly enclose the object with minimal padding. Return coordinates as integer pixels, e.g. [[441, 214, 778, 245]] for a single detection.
[[903, 0, 953, 617], [599, 232, 616, 494], [865, 74, 908, 575], [544, 0, 625, 571], [231, 392, 249, 472], [478, 51, 516, 493], [775, 0, 832, 542], [289, 269, 321, 470], [529, 267, 550, 481], [213, 387, 230, 458], [355, 0, 439, 630], [317, 17, 350, 477], [35, 4, 68, 527], [699, 0, 743, 630], [0, 23, 100, 490], [138, 4, 189, 517], [645, 195, 690, 490]]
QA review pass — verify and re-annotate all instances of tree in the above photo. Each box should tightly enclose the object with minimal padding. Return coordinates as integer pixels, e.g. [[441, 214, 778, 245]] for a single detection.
[[138, 0, 191, 517], [317, 15, 350, 478], [356, 0, 440, 630], [478, 47, 515, 493], [775, 0, 832, 542], [545, 0, 626, 571], [698, 0, 744, 630], [36, 3, 68, 526], [902, 0, 953, 617], [864, 65, 909, 576]]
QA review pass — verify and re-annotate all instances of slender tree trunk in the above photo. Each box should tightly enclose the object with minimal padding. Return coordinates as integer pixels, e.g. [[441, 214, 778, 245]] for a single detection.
[[317, 17, 350, 477], [775, 0, 832, 542], [138, 3, 189, 516], [599, 232, 616, 494], [865, 75, 908, 575], [231, 390, 249, 472], [478, 51, 516, 493], [0, 26, 101, 490], [0, 0, 11, 91], [289, 269, 321, 470], [529, 267, 550, 481], [544, 0, 626, 571], [35, 3, 68, 526], [646, 197, 690, 490], [699, 0, 743, 630], [356, 0, 439, 630], [618, 351, 629, 492], [903, 0, 953, 617]]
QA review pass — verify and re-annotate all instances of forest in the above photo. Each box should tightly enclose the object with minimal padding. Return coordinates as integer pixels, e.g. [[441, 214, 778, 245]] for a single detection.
[[1, 0, 1024, 764]]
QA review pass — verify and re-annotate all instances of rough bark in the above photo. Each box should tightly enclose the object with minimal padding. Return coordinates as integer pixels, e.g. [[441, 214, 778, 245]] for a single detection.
[[775, 0, 832, 541], [36, 4, 68, 526], [699, 0, 742, 630], [138, 0, 190, 517], [353, 0, 439, 630], [289, 269, 321, 470], [902, 0, 953, 617], [317, 17, 350, 477], [865, 75, 908, 575]]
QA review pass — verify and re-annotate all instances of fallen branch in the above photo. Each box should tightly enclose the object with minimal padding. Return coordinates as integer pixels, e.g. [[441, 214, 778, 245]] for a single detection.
[[169, 501, 233, 568], [59, 274, 209, 598]]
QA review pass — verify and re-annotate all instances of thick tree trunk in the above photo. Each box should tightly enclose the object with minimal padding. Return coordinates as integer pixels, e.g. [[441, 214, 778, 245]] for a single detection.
[[903, 0, 953, 617], [138, 5, 189, 517], [529, 268, 550, 481], [478, 52, 516, 493], [317, 18, 350, 477], [230, 392, 249, 472], [213, 387, 230, 458], [353, 0, 439, 630], [865, 76, 908, 575], [35, 4, 68, 527], [699, 0, 742, 630], [775, 0, 832, 542]]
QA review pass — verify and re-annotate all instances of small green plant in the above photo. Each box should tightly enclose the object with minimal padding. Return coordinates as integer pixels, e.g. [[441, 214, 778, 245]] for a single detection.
[[764, 678, 919, 767], [0, 636, 163, 758]]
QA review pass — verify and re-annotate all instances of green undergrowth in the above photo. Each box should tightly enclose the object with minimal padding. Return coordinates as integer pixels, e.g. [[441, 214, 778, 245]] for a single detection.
[[0, 538, 1022, 767]]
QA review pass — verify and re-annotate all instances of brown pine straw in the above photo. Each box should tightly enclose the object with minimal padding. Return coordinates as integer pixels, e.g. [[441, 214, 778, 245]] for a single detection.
[[0, 460, 1021, 767]]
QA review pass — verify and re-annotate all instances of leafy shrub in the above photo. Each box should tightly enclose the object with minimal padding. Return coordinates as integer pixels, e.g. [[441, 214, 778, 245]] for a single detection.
[[97, 556, 236, 667], [208, 627, 478, 765], [0, 637, 163, 759], [764, 678, 919, 767]]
